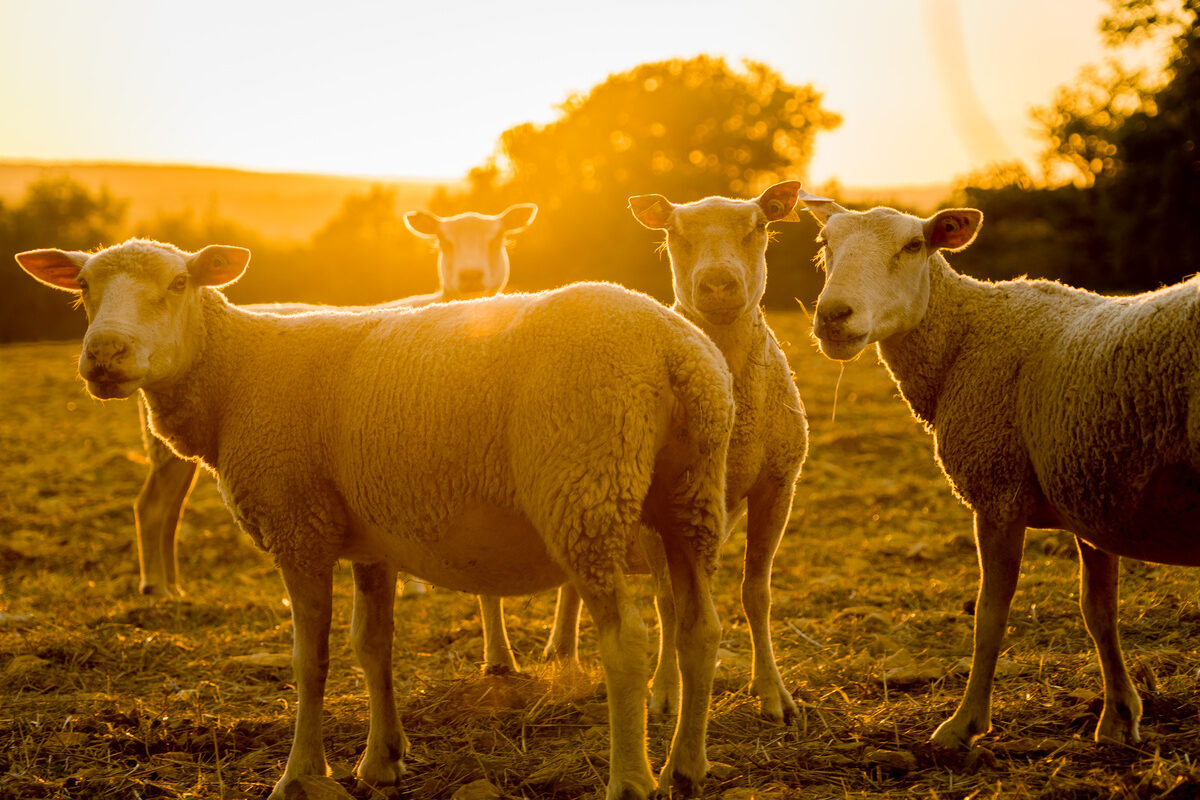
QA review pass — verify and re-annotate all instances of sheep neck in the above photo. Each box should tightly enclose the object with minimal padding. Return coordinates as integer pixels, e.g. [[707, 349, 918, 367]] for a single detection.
[[675, 303, 770, 380], [139, 290, 260, 468], [876, 255, 980, 427]]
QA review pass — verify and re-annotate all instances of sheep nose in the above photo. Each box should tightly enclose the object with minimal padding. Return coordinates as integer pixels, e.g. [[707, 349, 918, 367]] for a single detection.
[[814, 299, 855, 338], [84, 331, 131, 371], [458, 269, 485, 291], [697, 272, 740, 302]]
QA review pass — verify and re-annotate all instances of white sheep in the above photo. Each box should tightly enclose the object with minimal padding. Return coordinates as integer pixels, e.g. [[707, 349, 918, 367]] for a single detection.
[[623, 181, 811, 723], [133, 204, 537, 601], [805, 200, 1200, 751], [468, 183, 815, 724], [17, 238, 733, 800]]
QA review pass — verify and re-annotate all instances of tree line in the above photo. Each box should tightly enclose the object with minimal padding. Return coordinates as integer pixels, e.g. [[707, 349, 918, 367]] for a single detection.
[[5, 4, 1197, 343], [2, 56, 839, 343], [950, 0, 1199, 291]]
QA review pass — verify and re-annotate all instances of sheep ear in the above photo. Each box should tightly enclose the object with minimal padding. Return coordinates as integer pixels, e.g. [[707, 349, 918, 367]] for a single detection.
[[404, 211, 441, 238], [628, 195, 674, 229], [500, 203, 537, 232], [924, 209, 982, 252], [756, 181, 803, 222], [187, 245, 249, 287], [800, 195, 846, 227], [15, 249, 90, 292]]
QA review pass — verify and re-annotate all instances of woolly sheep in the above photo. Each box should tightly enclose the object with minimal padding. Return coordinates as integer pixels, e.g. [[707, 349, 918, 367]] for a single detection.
[[805, 201, 1200, 751], [471, 183, 816, 723], [623, 180, 812, 723], [133, 204, 537, 600], [17, 238, 734, 800]]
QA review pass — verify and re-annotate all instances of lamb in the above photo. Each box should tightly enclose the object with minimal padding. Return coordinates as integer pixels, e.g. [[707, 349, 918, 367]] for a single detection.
[[623, 181, 811, 723], [17, 238, 734, 799], [468, 183, 815, 723], [133, 204, 537, 600], [804, 200, 1200, 751]]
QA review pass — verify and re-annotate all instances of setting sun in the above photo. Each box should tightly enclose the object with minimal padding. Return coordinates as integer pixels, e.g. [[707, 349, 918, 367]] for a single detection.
[[1, 0, 1153, 187]]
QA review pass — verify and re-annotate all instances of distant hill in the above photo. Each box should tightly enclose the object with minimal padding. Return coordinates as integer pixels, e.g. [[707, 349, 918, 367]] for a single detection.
[[0, 160, 952, 244], [0, 161, 452, 243]]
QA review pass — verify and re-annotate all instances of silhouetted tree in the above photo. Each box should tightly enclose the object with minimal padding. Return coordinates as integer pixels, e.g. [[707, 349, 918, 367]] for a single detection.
[[440, 55, 840, 306], [958, 0, 1198, 292]]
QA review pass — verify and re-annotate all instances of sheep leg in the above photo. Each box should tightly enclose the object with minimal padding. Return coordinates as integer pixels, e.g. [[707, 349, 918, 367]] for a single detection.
[[542, 584, 582, 663], [657, 530, 719, 798], [271, 561, 334, 799], [479, 595, 520, 673], [1077, 538, 1142, 743], [135, 428, 197, 598], [743, 480, 798, 723], [932, 514, 1026, 750], [351, 561, 408, 787], [574, 571, 657, 800], [643, 529, 681, 716]]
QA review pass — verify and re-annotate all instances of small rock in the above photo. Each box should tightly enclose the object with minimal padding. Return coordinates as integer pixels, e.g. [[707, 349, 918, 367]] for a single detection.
[[280, 775, 353, 800], [905, 541, 930, 560], [0, 612, 37, 628], [5, 654, 52, 677], [865, 748, 918, 773], [452, 779, 502, 800], [228, 652, 292, 669]]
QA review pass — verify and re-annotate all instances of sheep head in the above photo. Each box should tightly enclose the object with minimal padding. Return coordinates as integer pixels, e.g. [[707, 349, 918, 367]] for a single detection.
[[629, 181, 823, 327], [404, 204, 537, 300], [806, 202, 982, 360], [15, 239, 248, 399]]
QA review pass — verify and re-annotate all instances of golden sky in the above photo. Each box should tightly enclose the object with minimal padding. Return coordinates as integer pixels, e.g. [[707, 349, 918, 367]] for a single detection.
[[0, 0, 1158, 188]]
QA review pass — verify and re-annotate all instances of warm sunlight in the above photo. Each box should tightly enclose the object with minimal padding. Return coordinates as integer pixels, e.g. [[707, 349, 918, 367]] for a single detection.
[[0, 0, 1158, 187]]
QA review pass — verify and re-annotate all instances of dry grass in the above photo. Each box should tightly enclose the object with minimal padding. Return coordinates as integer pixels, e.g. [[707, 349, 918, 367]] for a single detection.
[[2, 310, 1199, 799]]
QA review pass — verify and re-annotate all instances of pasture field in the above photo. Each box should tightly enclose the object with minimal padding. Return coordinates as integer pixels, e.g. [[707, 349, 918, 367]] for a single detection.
[[2, 310, 1198, 799]]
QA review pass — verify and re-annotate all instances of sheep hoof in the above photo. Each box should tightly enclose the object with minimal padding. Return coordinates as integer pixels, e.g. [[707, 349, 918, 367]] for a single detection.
[[758, 688, 798, 725], [483, 663, 517, 677], [271, 775, 353, 800], [648, 687, 678, 717], [354, 757, 405, 790], [1096, 717, 1141, 745], [667, 768, 705, 798]]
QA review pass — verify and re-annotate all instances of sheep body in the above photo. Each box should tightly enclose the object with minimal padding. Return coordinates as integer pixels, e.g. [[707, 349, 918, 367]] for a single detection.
[[808, 202, 1200, 753], [18, 238, 732, 800], [868, 246, 1200, 561], [133, 205, 536, 598]]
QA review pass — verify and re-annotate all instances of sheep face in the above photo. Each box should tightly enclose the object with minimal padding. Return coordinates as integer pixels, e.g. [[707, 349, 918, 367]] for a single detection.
[[629, 182, 803, 326], [15, 240, 248, 400], [404, 204, 537, 300], [808, 204, 982, 360]]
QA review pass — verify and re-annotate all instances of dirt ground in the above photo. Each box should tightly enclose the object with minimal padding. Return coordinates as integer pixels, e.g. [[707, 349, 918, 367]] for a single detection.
[[2, 310, 1198, 799]]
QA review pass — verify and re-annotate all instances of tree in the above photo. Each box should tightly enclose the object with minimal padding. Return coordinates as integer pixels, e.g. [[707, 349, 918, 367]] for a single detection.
[[961, 0, 1199, 291], [0, 177, 127, 342], [438, 55, 840, 305]]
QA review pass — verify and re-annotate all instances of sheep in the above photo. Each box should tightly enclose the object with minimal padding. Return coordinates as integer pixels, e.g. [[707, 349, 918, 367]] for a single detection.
[[804, 200, 1200, 752], [469, 183, 815, 724], [623, 181, 812, 723], [16, 238, 733, 800], [133, 204, 537, 601]]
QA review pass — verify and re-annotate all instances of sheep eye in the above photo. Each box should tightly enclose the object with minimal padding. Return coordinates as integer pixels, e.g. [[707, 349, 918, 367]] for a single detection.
[[76, 277, 89, 293], [169, 275, 188, 292], [902, 239, 923, 254]]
